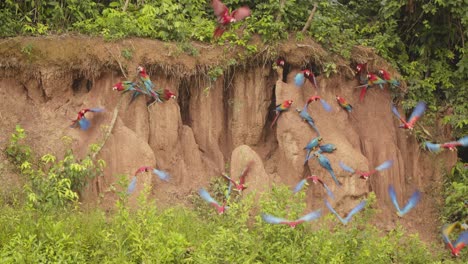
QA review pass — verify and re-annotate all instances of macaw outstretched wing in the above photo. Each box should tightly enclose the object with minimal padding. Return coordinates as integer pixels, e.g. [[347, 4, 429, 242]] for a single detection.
[[293, 179, 308, 194], [320, 99, 332, 112], [199, 188, 221, 207], [339, 161, 355, 174], [261, 213, 288, 224], [298, 210, 322, 222], [407, 101, 426, 126], [127, 176, 137, 194], [152, 169, 170, 182], [294, 73, 305, 87], [78, 118, 91, 131], [425, 142, 441, 152], [375, 160, 394, 171]]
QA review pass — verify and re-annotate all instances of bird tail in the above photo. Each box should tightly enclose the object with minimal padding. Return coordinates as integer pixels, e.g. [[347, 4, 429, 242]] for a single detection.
[[294, 73, 305, 87], [213, 26, 225, 38], [329, 170, 342, 187], [270, 112, 280, 129], [359, 87, 367, 102]]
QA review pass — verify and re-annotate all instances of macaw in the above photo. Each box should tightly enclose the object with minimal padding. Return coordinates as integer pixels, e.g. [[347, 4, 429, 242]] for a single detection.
[[306, 95, 332, 112], [442, 223, 468, 257], [293, 175, 335, 199], [325, 199, 367, 225], [70, 108, 104, 131], [156, 88, 177, 102], [136, 66, 162, 103], [304, 136, 323, 163], [271, 99, 293, 128], [314, 152, 341, 187], [388, 185, 421, 217], [378, 69, 399, 88], [274, 57, 290, 83], [276, 58, 285, 68], [355, 63, 368, 85], [336, 95, 353, 112], [127, 166, 170, 194], [367, 73, 387, 90], [391, 101, 426, 130], [112, 81, 146, 103], [425, 136, 468, 153], [295, 69, 318, 89], [222, 160, 254, 192], [199, 188, 228, 214], [318, 143, 337, 153], [339, 160, 393, 180], [261, 210, 322, 228], [296, 103, 320, 135], [211, 0, 251, 38]]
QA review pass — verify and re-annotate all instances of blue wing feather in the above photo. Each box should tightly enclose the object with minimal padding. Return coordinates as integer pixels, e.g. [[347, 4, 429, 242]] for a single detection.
[[199, 188, 220, 207], [262, 213, 288, 224], [399, 190, 421, 216], [442, 223, 458, 246], [375, 160, 394, 171], [320, 99, 332, 112], [391, 105, 402, 120], [152, 169, 170, 181], [319, 144, 336, 153], [408, 101, 426, 123], [294, 73, 305, 87], [458, 136, 468, 146], [127, 176, 137, 194], [343, 200, 367, 223], [298, 209, 322, 222], [454, 231, 468, 248], [89, 108, 104, 113], [339, 161, 355, 173], [294, 179, 308, 193], [322, 183, 335, 200], [388, 185, 401, 213], [78, 118, 91, 130], [325, 199, 345, 224], [425, 142, 441, 152]]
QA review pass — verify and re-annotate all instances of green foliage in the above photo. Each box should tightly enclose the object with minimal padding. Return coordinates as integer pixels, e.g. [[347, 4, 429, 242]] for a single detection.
[[442, 161, 468, 223]]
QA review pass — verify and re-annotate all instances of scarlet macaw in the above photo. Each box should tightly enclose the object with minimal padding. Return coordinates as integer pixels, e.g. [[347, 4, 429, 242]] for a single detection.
[[378, 69, 400, 88], [262, 210, 322, 228], [211, 0, 251, 38], [325, 200, 367, 225], [425, 136, 468, 153], [136, 66, 162, 103], [391, 101, 426, 130], [271, 99, 293, 128], [293, 175, 335, 199], [339, 160, 393, 180], [112, 81, 146, 103], [70, 108, 104, 131], [388, 185, 421, 217]]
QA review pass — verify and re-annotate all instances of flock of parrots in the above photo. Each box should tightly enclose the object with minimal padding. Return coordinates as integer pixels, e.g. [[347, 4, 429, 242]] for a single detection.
[[66, 0, 468, 257]]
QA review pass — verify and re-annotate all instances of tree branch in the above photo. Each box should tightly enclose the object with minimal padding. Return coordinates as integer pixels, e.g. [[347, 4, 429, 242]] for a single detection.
[[301, 3, 318, 34], [276, 0, 286, 23]]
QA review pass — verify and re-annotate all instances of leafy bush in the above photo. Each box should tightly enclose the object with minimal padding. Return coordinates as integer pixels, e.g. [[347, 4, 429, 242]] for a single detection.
[[442, 161, 468, 223]]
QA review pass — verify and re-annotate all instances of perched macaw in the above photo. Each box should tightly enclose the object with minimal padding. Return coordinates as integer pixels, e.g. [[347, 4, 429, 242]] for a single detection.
[[442, 222, 468, 257], [222, 160, 254, 192], [296, 103, 320, 135], [356, 63, 368, 85], [295, 69, 318, 89], [306, 95, 332, 112], [304, 136, 322, 163], [70, 108, 104, 131], [314, 152, 341, 187], [293, 175, 335, 199], [199, 188, 228, 214], [378, 69, 400, 88], [367, 73, 386, 89], [325, 200, 367, 225], [425, 136, 468, 153], [211, 0, 251, 38], [271, 99, 293, 128], [137, 66, 162, 103], [127, 166, 170, 194], [261, 210, 322, 228], [339, 160, 393, 180], [388, 185, 421, 217], [336, 95, 353, 112], [156, 88, 177, 102], [318, 143, 337, 153], [391, 101, 427, 130], [276, 58, 285, 68]]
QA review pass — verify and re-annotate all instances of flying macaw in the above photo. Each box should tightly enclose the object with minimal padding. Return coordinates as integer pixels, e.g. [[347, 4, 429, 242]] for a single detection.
[[112, 81, 146, 103], [388, 185, 421, 217], [136, 66, 162, 103], [318, 143, 337, 153], [425, 136, 468, 153], [296, 103, 320, 135], [261, 210, 322, 228], [391, 101, 427, 130], [293, 175, 335, 199], [378, 69, 400, 88], [271, 99, 293, 128], [304, 136, 322, 163], [442, 222, 468, 257], [222, 160, 254, 192], [211, 0, 251, 38], [336, 95, 353, 112], [325, 200, 367, 225], [314, 152, 341, 187], [339, 160, 393, 180], [127, 166, 170, 194], [70, 108, 104, 131], [295, 69, 318, 89], [199, 188, 228, 214], [306, 95, 332, 112], [356, 63, 368, 85]]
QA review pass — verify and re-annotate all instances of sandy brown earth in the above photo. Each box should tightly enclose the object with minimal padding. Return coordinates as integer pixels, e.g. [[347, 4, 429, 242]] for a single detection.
[[0, 36, 458, 246]]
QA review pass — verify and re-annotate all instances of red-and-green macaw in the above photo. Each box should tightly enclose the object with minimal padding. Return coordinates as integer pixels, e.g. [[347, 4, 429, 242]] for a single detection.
[[339, 160, 393, 180], [388, 185, 421, 217], [314, 152, 341, 187], [70, 108, 104, 131], [222, 160, 254, 192], [356, 63, 368, 85], [336, 95, 353, 112], [211, 0, 251, 38], [391, 101, 426, 130], [425, 136, 468, 153], [156, 88, 177, 102], [112, 81, 146, 103], [199, 188, 228, 214], [293, 175, 335, 199], [358, 73, 386, 102], [295, 69, 318, 89], [442, 222, 468, 257], [137, 66, 162, 103], [325, 199, 367, 225], [262, 210, 322, 228], [378, 69, 400, 88], [306, 95, 332, 112], [127, 166, 170, 194], [296, 103, 320, 136], [271, 99, 293, 128]]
